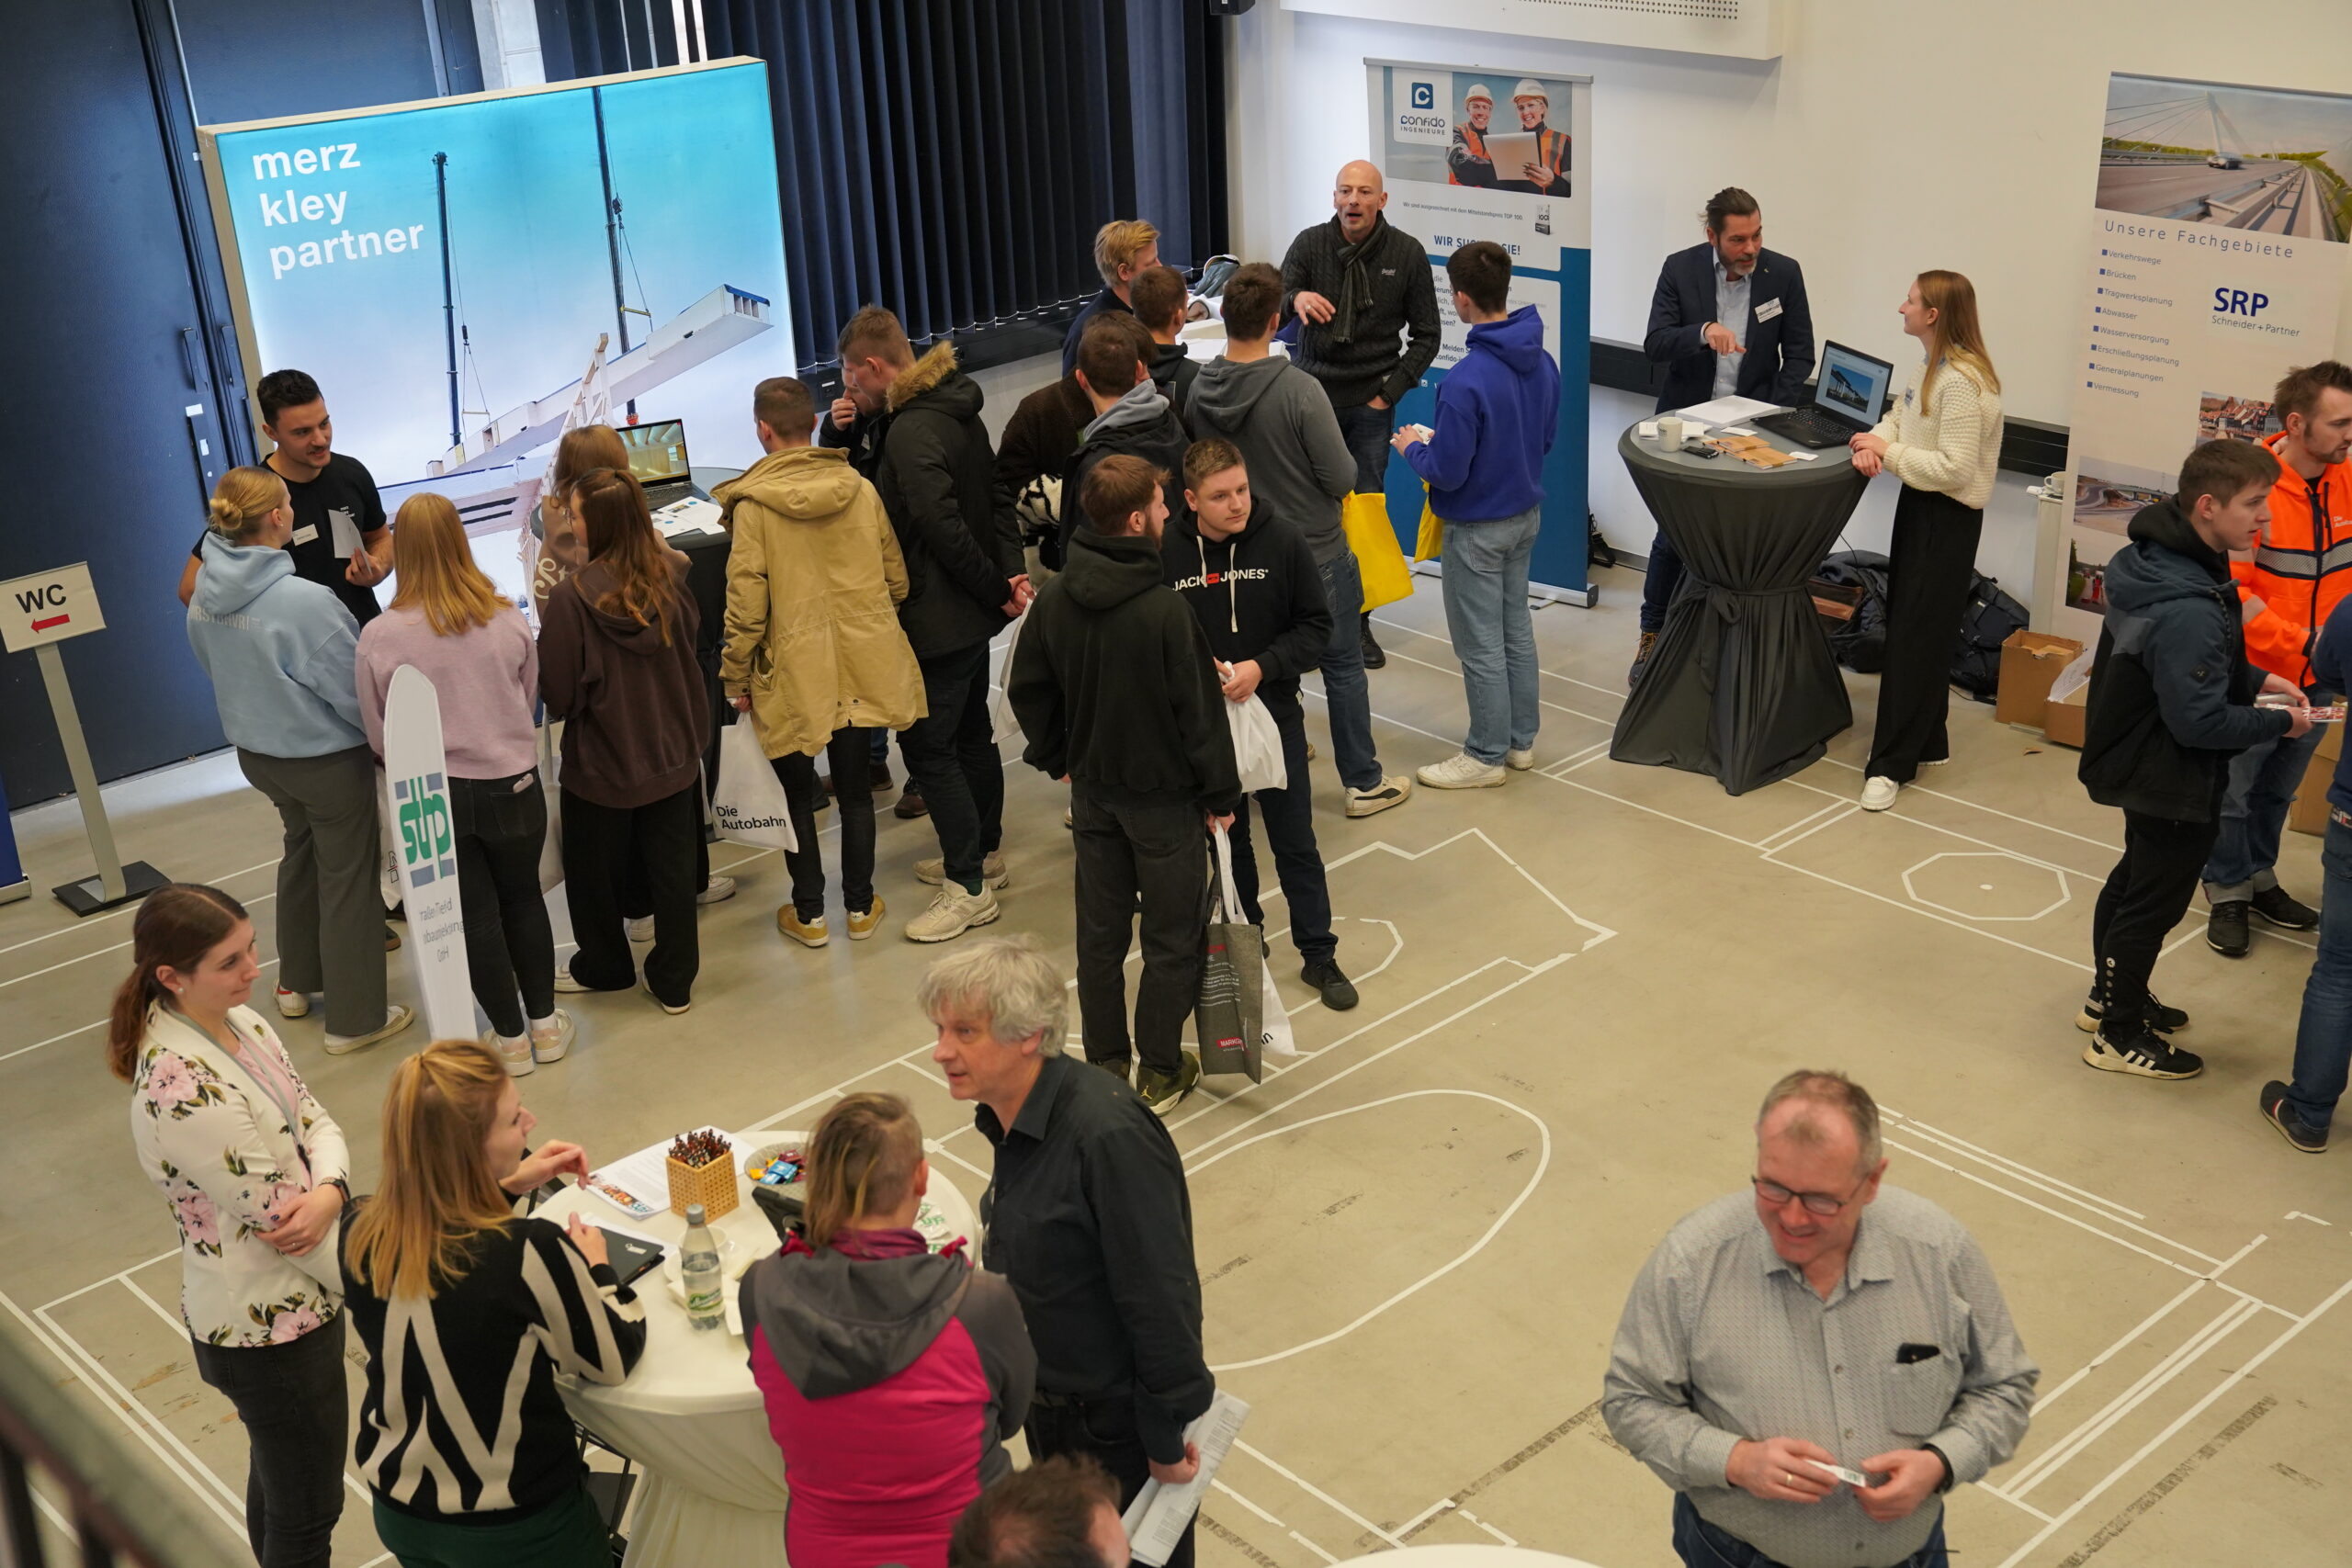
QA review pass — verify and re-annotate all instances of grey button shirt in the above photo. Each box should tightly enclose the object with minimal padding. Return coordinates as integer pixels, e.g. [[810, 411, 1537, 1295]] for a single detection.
[[1603, 1187, 2036, 1568], [1713, 258, 1751, 400]]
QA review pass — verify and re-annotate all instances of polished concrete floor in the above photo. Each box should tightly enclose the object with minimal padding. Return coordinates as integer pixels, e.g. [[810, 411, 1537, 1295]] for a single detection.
[[6, 566, 2349, 1568]]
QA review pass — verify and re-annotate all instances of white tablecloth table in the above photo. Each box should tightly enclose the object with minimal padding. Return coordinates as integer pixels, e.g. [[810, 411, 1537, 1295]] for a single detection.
[[542, 1131, 980, 1568]]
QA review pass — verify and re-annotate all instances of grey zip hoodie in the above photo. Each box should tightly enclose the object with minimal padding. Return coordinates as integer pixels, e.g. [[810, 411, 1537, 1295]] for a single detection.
[[1184, 354, 1358, 564]]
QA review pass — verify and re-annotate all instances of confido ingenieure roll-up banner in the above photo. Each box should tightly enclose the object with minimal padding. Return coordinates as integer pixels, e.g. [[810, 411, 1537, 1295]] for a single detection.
[[1367, 62, 1592, 598], [2060, 73, 2352, 639]]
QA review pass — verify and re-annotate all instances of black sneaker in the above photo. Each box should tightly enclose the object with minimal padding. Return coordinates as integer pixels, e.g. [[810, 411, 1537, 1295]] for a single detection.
[[1088, 1055, 1134, 1089], [2259, 1081, 2329, 1152], [1136, 1054, 1202, 1115], [2207, 900, 2251, 958], [2251, 886, 2320, 931], [2083, 1022, 2204, 1079], [1302, 958, 1358, 1011], [2076, 990, 2189, 1034], [1360, 615, 1386, 670]]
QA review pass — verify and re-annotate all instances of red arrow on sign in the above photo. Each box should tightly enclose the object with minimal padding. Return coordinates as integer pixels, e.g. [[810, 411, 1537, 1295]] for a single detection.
[[30, 614, 71, 633]]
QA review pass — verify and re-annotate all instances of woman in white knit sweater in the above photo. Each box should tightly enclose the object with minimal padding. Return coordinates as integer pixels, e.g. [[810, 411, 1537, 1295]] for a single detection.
[[1850, 270, 2003, 811]]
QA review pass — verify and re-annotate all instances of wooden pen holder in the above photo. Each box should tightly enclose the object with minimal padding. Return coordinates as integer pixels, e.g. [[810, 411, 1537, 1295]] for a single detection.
[[666, 1153, 738, 1221]]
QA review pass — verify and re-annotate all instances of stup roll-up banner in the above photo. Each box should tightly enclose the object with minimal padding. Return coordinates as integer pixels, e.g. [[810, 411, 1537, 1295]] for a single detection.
[[382, 665, 475, 1039], [2059, 73, 2352, 638], [1367, 61, 1593, 602]]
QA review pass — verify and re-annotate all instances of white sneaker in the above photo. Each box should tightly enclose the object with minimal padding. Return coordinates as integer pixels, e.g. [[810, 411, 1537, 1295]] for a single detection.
[[903, 885, 1001, 943], [324, 1005, 415, 1056], [489, 1032, 536, 1077], [1418, 752, 1506, 790], [1344, 774, 1415, 818], [915, 852, 1010, 888], [275, 987, 311, 1019], [1860, 775, 1902, 812], [1505, 747, 1537, 772], [553, 967, 600, 993], [640, 976, 690, 1016], [529, 1010, 575, 1064], [696, 875, 737, 907], [625, 915, 655, 942]]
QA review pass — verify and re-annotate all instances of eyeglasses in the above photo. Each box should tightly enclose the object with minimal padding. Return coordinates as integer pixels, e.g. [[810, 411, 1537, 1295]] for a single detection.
[[1752, 1174, 1868, 1217]]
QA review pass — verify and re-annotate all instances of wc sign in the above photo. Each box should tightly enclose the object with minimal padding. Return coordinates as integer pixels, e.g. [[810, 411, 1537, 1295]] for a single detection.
[[0, 563, 106, 655]]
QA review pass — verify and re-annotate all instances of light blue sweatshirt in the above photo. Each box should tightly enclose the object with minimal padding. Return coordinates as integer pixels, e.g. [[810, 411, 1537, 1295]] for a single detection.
[[187, 533, 368, 758]]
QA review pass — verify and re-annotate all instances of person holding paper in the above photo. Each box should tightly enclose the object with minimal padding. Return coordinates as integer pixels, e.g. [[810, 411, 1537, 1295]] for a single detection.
[[1605, 1070, 2036, 1568], [1634, 189, 1815, 683], [113, 883, 356, 1568], [1495, 79, 1571, 196], [178, 368, 390, 626], [924, 938, 1215, 1568]]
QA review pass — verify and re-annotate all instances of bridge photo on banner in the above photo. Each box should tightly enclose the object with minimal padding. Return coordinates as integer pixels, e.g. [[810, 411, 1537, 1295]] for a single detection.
[[1366, 60, 1593, 602], [2059, 72, 2352, 637]]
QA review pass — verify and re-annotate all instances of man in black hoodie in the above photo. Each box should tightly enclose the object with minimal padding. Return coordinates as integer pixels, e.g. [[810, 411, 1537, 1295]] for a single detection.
[[838, 307, 1031, 942], [1167, 438, 1356, 1012], [1009, 455, 1242, 1112], [2079, 438, 2312, 1080], [1131, 264, 1200, 428], [1060, 318, 1192, 563]]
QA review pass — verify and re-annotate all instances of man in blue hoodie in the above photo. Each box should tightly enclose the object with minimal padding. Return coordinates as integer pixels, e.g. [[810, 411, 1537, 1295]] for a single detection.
[[2078, 439, 2309, 1082], [1393, 241, 1561, 790]]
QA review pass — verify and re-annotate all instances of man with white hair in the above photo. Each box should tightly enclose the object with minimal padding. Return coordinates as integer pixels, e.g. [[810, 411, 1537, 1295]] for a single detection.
[[1498, 79, 1571, 195], [1603, 1070, 2036, 1568], [924, 937, 1213, 1568]]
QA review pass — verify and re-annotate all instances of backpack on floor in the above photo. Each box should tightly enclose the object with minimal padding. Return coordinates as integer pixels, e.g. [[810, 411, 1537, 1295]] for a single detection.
[[1951, 574, 2030, 702], [1814, 550, 1892, 673]]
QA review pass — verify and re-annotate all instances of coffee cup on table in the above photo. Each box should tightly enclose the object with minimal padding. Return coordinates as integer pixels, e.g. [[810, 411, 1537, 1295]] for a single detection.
[[1657, 416, 1684, 446]]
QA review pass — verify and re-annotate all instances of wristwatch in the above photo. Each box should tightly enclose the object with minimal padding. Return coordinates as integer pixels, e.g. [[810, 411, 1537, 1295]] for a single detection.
[[1921, 1443, 1954, 1493], [325, 1176, 352, 1208]]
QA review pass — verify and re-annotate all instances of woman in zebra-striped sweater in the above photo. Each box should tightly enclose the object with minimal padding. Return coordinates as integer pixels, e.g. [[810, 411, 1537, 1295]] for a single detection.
[[339, 1041, 645, 1568]]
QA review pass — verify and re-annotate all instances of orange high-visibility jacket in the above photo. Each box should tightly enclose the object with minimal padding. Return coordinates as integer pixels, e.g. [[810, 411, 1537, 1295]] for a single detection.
[[1448, 126, 1486, 186], [2235, 432, 2352, 688]]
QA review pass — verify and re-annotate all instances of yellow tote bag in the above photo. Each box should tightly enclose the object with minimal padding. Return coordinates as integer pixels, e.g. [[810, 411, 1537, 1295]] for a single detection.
[[1343, 491, 1415, 610], [1413, 485, 1445, 564]]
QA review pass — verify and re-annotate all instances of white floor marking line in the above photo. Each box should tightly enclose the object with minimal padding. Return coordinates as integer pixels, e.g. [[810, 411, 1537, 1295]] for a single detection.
[[1370, 614, 1632, 703], [2287, 1211, 2333, 1226], [1550, 774, 1766, 850], [29, 1302, 249, 1529], [1992, 1274, 2352, 1568], [1286, 1529, 1340, 1563], [1232, 1438, 1407, 1549], [927, 1140, 995, 1188], [1884, 1113, 2146, 1222], [0, 856, 282, 959], [1198, 1090, 1550, 1372], [1210, 1477, 1284, 1527], [1973, 1483, 2056, 1524], [0, 1016, 107, 1066], [2251, 925, 2318, 953], [1887, 1139, 2222, 1279], [40, 1251, 181, 1314], [29, 1483, 74, 1542], [1541, 740, 1615, 776], [1462, 1508, 1519, 1547], [2007, 1296, 2258, 1498], [1759, 805, 1860, 858], [1773, 861, 2095, 974], [1755, 798, 1851, 850], [1374, 646, 1622, 728], [1784, 778, 2098, 883], [2026, 1278, 2210, 1419], [1888, 1126, 2211, 1262]]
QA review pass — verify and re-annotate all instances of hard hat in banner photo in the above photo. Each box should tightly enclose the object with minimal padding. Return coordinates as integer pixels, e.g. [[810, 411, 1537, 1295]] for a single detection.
[[1512, 78, 1550, 103], [1464, 83, 1495, 105]]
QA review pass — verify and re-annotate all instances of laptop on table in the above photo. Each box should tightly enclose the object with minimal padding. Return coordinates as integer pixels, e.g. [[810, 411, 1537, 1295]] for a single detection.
[[1751, 341, 1896, 450], [618, 419, 704, 507]]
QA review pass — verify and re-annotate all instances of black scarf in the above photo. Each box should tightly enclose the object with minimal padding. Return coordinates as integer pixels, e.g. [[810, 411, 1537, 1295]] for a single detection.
[[1330, 216, 1385, 345]]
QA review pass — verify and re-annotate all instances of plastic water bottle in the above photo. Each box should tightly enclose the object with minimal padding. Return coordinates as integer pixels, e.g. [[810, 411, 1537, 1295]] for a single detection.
[[680, 1204, 724, 1333]]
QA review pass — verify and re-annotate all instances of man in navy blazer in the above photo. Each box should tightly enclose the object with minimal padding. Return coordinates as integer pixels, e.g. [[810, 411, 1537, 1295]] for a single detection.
[[1631, 188, 1815, 683]]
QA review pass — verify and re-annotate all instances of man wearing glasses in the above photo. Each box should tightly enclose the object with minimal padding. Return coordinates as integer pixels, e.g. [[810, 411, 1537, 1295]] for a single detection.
[[1602, 1071, 2035, 1568]]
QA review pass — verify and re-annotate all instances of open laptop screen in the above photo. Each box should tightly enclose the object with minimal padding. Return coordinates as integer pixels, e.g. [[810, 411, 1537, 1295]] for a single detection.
[[619, 421, 691, 486], [1815, 344, 1894, 425]]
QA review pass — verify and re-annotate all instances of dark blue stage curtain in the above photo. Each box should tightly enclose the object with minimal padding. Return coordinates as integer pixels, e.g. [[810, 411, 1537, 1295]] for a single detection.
[[533, 0, 1228, 369]]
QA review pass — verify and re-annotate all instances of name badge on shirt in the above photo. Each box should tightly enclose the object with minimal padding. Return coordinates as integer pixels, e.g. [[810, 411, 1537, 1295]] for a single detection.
[[1754, 298, 1783, 322], [290, 524, 319, 546]]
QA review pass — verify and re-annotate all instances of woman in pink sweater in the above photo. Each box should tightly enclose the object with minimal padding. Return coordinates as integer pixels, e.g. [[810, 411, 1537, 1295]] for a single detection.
[[741, 1093, 1033, 1568]]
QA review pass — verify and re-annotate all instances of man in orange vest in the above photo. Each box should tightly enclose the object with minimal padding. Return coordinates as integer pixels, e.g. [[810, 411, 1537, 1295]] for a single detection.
[[1448, 84, 1498, 188], [1498, 80, 1570, 197], [2203, 359, 2352, 957]]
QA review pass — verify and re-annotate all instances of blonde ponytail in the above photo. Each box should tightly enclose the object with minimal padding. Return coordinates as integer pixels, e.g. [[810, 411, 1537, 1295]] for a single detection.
[[802, 1093, 924, 1247], [207, 466, 287, 543]]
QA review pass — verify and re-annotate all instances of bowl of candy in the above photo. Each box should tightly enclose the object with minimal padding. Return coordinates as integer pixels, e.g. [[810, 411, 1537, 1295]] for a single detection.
[[743, 1143, 806, 1188]]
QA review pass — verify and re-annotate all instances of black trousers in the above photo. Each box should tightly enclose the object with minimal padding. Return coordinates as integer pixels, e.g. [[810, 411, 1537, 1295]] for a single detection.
[[561, 783, 701, 1007], [447, 771, 556, 1038], [900, 640, 1003, 887], [1072, 784, 1206, 1075], [1225, 703, 1336, 964], [189, 1316, 348, 1568], [2093, 808, 2221, 1031], [1026, 1396, 1193, 1568], [1866, 484, 1984, 782], [773, 728, 876, 919]]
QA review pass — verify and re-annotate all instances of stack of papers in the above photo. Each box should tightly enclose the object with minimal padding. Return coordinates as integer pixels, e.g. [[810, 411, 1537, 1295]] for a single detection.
[[1672, 395, 1781, 425], [1120, 1392, 1250, 1565], [652, 498, 725, 539]]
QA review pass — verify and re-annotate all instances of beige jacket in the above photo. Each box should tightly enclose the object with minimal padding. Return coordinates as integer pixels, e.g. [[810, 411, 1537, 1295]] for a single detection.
[[717, 446, 926, 757]]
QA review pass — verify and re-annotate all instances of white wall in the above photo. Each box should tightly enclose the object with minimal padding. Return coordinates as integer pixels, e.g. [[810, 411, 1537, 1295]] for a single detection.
[[1228, 0, 2352, 570]]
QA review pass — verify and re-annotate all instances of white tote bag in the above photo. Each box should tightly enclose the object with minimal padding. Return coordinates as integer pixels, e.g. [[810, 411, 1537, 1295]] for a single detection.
[[1225, 694, 1287, 795], [711, 716, 798, 853], [989, 611, 1029, 745], [1261, 960, 1298, 1058]]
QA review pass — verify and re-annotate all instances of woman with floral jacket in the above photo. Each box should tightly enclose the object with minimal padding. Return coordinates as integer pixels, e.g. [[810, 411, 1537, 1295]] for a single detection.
[[111, 884, 352, 1568]]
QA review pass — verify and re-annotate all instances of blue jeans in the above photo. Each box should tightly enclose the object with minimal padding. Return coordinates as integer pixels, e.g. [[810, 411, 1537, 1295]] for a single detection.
[[2202, 686, 2326, 901], [1315, 549, 1381, 791], [1671, 1495, 1947, 1568], [1641, 529, 1685, 635], [1332, 400, 1394, 493], [1440, 506, 1543, 764], [2286, 811, 2352, 1131]]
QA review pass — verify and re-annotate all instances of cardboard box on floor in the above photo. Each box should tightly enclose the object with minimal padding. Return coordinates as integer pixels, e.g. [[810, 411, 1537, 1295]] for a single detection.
[[1996, 630, 2087, 742], [2290, 718, 2344, 837]]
